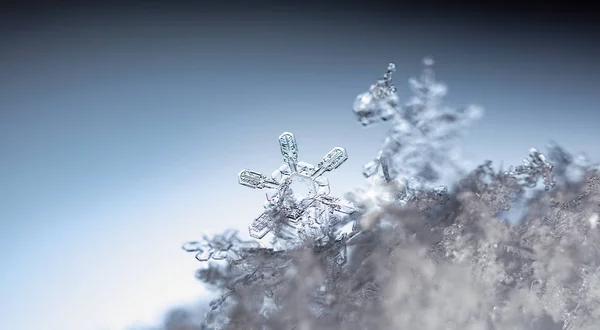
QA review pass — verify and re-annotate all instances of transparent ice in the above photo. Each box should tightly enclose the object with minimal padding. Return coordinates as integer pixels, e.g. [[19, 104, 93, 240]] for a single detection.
[[182, 229, 261, 262], [353, 57, 483, 190], [238, 132, 358, 244]]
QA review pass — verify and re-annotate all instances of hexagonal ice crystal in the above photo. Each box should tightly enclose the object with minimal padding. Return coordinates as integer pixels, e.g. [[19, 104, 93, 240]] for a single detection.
[[238, 132, 357, 239], [283, 173, 317, 205]]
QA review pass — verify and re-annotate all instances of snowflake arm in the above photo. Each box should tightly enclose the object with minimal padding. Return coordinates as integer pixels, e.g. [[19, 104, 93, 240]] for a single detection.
[[311, 147, 349, 179], [249, 212, 276, 239], [279, 132, 299, 173], [238, 169, 280, 189]]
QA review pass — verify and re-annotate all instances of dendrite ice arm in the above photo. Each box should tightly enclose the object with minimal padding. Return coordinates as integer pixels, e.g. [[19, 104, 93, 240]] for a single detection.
[[311, 147, 348, 179], [279, 132, 299, 173], [238, 169, 280, 189]]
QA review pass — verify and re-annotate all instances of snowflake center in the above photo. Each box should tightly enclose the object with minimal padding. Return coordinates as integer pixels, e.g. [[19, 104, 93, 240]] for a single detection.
[[284, 173, 317, 205]]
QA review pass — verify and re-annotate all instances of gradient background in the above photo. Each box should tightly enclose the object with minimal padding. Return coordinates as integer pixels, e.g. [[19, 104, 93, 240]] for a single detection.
[[1, 1, 599, 329]]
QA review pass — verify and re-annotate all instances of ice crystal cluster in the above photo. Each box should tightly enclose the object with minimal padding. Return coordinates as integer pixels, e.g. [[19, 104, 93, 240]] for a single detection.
[[144, 58, 600, 330]]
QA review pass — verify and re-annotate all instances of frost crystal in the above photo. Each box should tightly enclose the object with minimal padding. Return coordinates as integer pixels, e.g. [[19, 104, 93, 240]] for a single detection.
[[353, 57, 483, 189], [238, 132, 358, 244]]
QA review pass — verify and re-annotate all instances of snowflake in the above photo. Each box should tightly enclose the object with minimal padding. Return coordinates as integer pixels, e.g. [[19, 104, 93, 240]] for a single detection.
[[238, 132, 358, 240], [353, 57, 483, 189], [181, 229, 261, 262]]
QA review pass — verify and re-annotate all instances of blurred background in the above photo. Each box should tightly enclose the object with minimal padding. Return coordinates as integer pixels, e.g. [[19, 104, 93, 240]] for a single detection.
[[1, 1, 598, 329]]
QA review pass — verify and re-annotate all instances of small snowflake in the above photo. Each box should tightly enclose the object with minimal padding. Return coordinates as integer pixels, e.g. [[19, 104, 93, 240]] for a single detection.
[[238, 132, 358, 240], [182, 229, 260, 262]]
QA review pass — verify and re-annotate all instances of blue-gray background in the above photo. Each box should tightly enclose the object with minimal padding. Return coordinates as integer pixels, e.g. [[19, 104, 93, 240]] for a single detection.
[[1, 2, 598, 329]]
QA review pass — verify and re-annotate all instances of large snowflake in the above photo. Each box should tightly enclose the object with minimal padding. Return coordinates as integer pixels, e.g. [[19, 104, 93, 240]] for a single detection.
[[238, 132, 357, 242], [353, 57, 483, 189]]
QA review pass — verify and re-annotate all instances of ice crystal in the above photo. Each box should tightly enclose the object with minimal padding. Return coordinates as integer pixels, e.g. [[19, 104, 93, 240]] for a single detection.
[[353, 57, 483, 189], [506, 148, 556, 190], [237, 132, 358, 244], [182, 230, 261, 262]]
